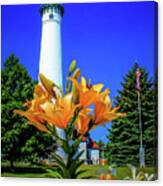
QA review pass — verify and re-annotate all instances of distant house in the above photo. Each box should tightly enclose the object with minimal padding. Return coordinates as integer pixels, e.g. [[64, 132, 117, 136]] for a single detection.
[[78, 136, 100, 165], [78, 137, 87, 164], [89, 142, 100, 165]]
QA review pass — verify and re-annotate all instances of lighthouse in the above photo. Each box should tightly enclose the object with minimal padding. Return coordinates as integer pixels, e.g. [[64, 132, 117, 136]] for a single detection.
[[39, 4, 65, 158], [39, 4, 64, 87]]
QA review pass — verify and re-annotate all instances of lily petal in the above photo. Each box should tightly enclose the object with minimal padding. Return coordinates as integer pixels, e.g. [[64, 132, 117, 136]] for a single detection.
[[28, 122, 49, 133], [80, 90, 97, 108], [93, 84, 104, 92], [39, 73, 57, 98], [14, 110, 45, 125]]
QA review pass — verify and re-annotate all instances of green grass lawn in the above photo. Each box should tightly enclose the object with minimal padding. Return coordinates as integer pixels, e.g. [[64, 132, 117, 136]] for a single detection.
[[79, 165, 156, 179], [1, 161, 157, 180]]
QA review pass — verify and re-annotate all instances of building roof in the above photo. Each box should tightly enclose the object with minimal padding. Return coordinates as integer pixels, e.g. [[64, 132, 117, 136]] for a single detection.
[[91, 142, 100, 149], [81, 135, 100, 149], [82, 136, 87, 142], [40, 4, 64, 17]]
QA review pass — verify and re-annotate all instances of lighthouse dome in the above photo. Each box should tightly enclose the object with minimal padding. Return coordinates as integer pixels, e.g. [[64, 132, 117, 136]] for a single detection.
[[40, 4, 64, 17]]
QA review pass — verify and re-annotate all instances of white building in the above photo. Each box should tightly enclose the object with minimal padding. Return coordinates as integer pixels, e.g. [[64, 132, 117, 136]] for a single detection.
[[90, 149, 100, 165], [79, 141, 87, 164], [39, 4, 65, 158], [79, 136, 100, 165], [39, 4, 64, 87], [89, 142, 100, 165]]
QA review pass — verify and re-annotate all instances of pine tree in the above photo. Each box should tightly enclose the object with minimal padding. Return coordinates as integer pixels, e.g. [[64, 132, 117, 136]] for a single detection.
[[97, 140, 105, 159], [107, 63, 157, 167], [1, 54, 56, 168]]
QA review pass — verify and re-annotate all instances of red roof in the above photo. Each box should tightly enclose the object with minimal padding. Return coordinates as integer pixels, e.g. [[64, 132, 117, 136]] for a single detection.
[[91, 142, 100, 149], [81, 136, 100, 149], [82, 136, 87, 142]]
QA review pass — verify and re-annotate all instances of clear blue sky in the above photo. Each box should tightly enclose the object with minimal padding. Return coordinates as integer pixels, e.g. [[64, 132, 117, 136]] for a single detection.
[[1, 1, 157, 142]]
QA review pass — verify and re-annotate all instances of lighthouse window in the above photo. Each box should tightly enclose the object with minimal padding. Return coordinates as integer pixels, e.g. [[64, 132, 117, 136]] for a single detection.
[[49, 14, 54, 19]]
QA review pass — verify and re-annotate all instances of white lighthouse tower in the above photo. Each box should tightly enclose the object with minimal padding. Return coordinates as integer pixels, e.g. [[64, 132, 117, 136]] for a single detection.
[[39, 4, 65, 159], [39, 4, 64, 87]]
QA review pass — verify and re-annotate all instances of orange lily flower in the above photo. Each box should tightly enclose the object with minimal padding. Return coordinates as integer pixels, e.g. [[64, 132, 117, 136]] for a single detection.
[[80, 76, 104, 93], [14, 110, 49, 133], [37, 93, 78, 129], [14, 84, 52, 132], [99, 173, 116, 180], [97, 88, 111, 108], [72, 68, 81, 80], [39, 73, 58, 98], [34, 84, 47, 98], [28, 122, 49, 133], [76, 109, 92, 135], [93, 87, 126, 126], [14, 72, 126, 136], [24, 84, 50, 112], [69, 77, 98, 108], [99, 173, 106, 180], [94, 101, 126, 125]]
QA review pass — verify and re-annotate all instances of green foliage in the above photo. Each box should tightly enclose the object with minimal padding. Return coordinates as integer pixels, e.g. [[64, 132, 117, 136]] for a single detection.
[[44, 138, 91, 179], [107, 63, 157, 167], [1, 54, 56, 166], [97, 140, 106, 159], [21, 130, 57, 163], [1, 161, 156, 180], [44, 115, 92, 179]]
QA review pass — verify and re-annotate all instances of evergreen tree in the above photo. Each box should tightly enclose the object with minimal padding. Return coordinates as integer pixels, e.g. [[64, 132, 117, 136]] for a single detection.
[[1, 54, 56, 168], [97, 140, 106, 159], [107, 63, 157, 167]]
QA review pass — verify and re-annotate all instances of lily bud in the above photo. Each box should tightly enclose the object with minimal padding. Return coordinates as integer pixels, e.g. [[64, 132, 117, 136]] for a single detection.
[[87, 79, 92, 89], [39, 73, 57, 98], [72, 85, 80, 104], [72, 68, 81, 80], [69, 60, 76, 74]]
